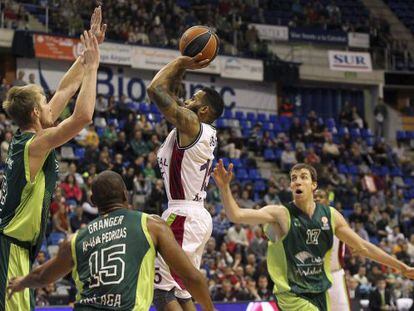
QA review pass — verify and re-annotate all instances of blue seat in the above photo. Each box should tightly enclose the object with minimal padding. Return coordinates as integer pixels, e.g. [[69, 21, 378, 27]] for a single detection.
[[263, 122, 272, 131], [264, 148, 276, 161], [231, 158, 242, 169], [240, 120, 251, 130], [350, 128, 361, 139], [348, 165, 358, 175], [390, 167, 403, 177], [75, 148, 85, 159], [246, 112, 256, 123], [216, 119, 226, 129], [397, 130, 406, 140], [223, 108, 233, 119], [326, 118, 336, 130], [139, 103, 150, 113], [338, 164, 349, 174], [269, 114, 277, 123], [96, 127, 104, 137], [48, 232, 66, 245], [235, 111, 246, 120], [249, 169, 261, 181], [342, 209, 353, 219], [254, 180, 266, 192], [236, 168, 249, 181], [257, 113, 267, 123]]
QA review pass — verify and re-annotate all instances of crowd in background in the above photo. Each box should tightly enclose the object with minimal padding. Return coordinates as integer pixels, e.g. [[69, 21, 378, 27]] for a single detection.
[[2, 0, 413, 70], [1, 71, 414, 308]]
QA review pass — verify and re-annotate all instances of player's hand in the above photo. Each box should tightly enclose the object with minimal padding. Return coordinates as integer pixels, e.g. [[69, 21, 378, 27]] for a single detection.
[[81, 31, 100, 70], [7, 277, 25, 299], [177, 54, 210, 70], [402, 266, 414, 279], [89, 6, 107, 44], [213, 159, 233, 189]]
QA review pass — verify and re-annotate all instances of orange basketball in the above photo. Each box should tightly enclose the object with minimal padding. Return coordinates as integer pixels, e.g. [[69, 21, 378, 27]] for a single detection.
[[179, 26, 219, 62]]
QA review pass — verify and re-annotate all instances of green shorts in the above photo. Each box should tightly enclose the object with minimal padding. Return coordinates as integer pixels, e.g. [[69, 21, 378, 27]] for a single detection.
[[276, 291, 331, 311], [0, 234, 34, 311]]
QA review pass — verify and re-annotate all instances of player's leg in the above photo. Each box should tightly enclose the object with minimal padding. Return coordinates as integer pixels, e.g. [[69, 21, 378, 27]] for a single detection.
[[173, 208, 213, 301], [0, 236, 32, 311], [275, 292, 319, 311], [178, 297, 196, 311], [153, 288, 183, 311], [329, 270, 350, 311]]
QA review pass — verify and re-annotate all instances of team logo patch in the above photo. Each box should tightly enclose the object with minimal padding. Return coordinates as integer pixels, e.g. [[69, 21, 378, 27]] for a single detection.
[[321, 216, 330, 230]]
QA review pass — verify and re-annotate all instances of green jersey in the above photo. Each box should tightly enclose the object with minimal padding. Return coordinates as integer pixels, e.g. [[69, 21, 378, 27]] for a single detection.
[[266, 202, 335, 295], [0, 131, 58, 255], [71, 209, 156, 311]]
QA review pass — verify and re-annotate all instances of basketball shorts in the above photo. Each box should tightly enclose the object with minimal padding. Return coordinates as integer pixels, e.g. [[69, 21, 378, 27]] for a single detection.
[[276, 291, 331, 311], [154, 201, 213, 299], [329, 269, 350, 311], [0, 234, 34, 311]]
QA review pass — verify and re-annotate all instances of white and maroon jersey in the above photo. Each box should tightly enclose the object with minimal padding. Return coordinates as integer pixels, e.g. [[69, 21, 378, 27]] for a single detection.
[[331, 236, 346, 272], [157, 123, 217, 203]]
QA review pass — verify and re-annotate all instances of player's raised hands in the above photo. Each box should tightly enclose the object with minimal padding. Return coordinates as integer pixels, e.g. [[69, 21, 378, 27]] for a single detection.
[[81, 31, 100, 70], [213, 159, 233, 189], [89, 6, 107, 44], [177, 53, 210, 70]]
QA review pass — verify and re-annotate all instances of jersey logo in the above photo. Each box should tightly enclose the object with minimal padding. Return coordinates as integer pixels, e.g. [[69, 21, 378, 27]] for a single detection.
[[306, 229, 321, 245], [321, 216, 330, 230], [193, 193, 202, 202], [293, 219, 301, 227], [295, 251, 313, 264], [209, 135, 217, 148]]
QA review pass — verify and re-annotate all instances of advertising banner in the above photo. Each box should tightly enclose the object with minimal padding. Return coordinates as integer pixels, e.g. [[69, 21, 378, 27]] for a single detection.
[[100, 42, 132, 65], [289, 28, 347, 45], [33, 34, 81, 61], [0, 29, 14, 47], [348, 32, 370, 48], [17, 58, 276, 111], [249, 23, 289, 41], [220, 56, 263, 81], [328, 50, 372, 72]]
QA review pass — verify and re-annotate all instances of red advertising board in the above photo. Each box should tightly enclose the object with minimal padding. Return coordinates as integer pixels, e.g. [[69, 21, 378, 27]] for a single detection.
[[34, 34, 82, 61]]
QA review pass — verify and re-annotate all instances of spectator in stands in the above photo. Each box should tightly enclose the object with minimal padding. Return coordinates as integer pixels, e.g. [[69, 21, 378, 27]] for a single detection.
[[12, 70, 26, 86], [70, 205, 88, 232], [28, 73, 35, 84], [144, 178, 164, 216], [132, 171, 151, 210], [322, 136, 340, 162], [354, 266, 369, 286], [0, 78, 10, 103], [66, 162, 84, 187], [1, 131, 12, 163], [102, 123, 117, 146], [257, 275, 272, 300], [374, 98, 388, 137], [113, 131, 131, 155], [263, 184, 281, 205], [227, 223, 249, 251], [79, 124, 99, 149], [238, 190, 255, 209], [95, 94, 109, 117], [60, 174, 82, 204], [248, 226, 267, 261], [52, 203, 71, 235], [212, 279, 236, 302], [369, 278, 394, 310], [280, 143, 297, 171], [213, 209, 231, 244], [355, 221, 370, 241]]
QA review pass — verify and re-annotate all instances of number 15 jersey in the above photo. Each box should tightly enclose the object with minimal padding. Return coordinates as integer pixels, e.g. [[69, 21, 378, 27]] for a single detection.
[[157, 124, 217, 203]]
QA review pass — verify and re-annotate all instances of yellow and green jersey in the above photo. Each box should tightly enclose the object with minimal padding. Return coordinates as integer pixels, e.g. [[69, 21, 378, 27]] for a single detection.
[[71, 209, 156, 311], [0, 131, 59, 256], [266, 202, 335, 296]]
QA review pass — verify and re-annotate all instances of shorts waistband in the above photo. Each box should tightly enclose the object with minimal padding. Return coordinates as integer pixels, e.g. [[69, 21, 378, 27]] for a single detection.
[[0, 233, 32, 250], [168, 200, 205, 209]]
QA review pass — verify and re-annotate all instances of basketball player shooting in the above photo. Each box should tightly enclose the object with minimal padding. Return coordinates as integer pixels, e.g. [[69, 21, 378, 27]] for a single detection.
[[146, 28, 225, 311]]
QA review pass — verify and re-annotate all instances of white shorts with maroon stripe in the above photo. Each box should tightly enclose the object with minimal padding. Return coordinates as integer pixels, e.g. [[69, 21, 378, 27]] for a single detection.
[[329, 269, 351, 311], [154, 201, 213, 299]]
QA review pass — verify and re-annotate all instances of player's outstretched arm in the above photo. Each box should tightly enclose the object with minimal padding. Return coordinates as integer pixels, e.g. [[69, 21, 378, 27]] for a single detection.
[[31, 31, 99, 154], [146, 55, 209, 136], [213, 160, 283, 225], [147, 216, 214, 311], [49, 6, 106, 122], [334, 209, 414, 279], [7, 238, 74, 298]]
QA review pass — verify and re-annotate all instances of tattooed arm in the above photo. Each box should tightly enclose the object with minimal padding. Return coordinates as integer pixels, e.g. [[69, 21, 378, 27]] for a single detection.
[[147, 55, 209, 137]]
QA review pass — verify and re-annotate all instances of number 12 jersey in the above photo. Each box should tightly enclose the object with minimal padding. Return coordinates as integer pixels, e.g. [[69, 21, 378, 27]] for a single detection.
[[157, 124, 217, 203]]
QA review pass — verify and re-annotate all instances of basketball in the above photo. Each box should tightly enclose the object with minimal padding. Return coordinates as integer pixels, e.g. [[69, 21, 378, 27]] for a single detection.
[[179, 26, 219, 62]]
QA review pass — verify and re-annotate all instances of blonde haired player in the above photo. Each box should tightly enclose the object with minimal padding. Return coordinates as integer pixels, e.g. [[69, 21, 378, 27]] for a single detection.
[[314, 189, 350, 311], [0, 8, 105, 310]]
